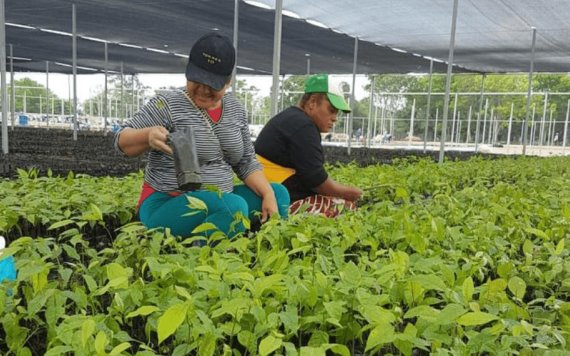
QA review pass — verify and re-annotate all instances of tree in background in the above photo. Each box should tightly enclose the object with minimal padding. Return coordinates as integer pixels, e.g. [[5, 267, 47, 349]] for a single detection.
[[82, 74, 151, 121], [8, 78, 71, 116], [232, 79, 265, 125], [280, 75, 305, 109], [363, 73, 570, 143]]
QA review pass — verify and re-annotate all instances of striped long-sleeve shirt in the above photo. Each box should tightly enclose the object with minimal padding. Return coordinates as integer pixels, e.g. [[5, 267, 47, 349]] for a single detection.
[[114, 89, 261, 193]]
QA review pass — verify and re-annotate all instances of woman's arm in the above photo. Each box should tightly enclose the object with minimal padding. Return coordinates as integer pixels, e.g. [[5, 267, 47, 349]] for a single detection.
[[243, 170, 278, 222], [313, 177, 362, 202], [118, 126, 173, 157]]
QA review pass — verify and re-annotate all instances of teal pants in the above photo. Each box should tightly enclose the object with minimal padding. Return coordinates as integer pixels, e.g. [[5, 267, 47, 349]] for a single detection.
[[139, 183, 289, 238]]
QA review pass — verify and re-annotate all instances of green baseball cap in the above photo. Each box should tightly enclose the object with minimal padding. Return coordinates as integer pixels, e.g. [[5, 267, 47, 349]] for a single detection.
[[304, 73, 351, 113]]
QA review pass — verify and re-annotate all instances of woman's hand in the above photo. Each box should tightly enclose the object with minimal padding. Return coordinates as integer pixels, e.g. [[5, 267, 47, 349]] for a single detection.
[[343, 186, 363, 202], [148, 126, 173, 154], [260, 192, 278, 223], [243, 171, 280, 223], [118, 126, 172, 156]]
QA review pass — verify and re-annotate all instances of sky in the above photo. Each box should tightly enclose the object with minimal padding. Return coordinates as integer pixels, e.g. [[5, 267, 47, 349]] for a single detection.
[[12, 72, 369, 103]]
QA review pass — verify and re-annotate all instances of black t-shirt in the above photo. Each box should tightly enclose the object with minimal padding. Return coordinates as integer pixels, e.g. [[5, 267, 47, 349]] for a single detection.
[[255, 106, 328, 201]]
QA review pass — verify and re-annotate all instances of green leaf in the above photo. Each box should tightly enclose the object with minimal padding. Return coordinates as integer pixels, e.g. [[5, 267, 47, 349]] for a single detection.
[[524, 227, 548, 240], [62, 245, 81, 261], [186, 196, 208, 211], [157, 303, 189, 344], [522, 239, 534, 255], [81, 319, 96, 348], [126, 305, 160, 319], [192, 222, 219, 234], [434, 303, 466, 325], [259, 335, 282, 356], [404, 305, 438, 320], [238, 330, 257, 354], [555, 238, 565, 255], [410, 274, 447, 291], [109, 342, 131, 356], [328, 344, 351, 356], [175, 286, 193, 301], [323, 301, 345, 321], [83, 275, 98, 293], [94, 331, 107, 355], [462, 276, 474, 302], [198, 333, 216, 356], [507, 276, 527, 300], [279, 306, 299, 334], [300, 347, 325, 356], [456, 311, 498, 326], [47, 219, 75, 230], [106, 263, 131, 289], [44, 346, 75, 356], [361, 305, 396, 325], [365, 324, 395, 351]]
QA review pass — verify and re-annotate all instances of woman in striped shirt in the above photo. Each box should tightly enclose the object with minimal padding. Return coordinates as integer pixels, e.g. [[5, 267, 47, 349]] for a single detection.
[[115, 32, 289, 239]]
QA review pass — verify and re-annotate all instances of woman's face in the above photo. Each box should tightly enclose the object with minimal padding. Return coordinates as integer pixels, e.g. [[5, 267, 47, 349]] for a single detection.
[[306, 95, 339, 133], [186, 81, 228, 109]]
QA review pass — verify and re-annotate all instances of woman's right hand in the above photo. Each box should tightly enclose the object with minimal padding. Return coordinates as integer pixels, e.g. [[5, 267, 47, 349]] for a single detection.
[[118, 126, 172, 156], [343, 186, 363, 202], [148, 126, 173, 155]]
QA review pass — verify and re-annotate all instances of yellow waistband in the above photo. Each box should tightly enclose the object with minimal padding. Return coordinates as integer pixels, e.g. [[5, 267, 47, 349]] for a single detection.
[[257, 155, 296, 183]]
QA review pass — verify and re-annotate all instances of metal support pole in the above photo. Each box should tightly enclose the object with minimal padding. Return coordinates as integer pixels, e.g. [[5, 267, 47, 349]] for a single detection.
[[438, 0, 459, 164], [488, 108, 494, 143], [423, 59, 433, 152], [522, 27, 536, 155], [507, 102, 514, 145], [72, 3, 78, 141], [530, 105, 536, 145], [482, 102, 488, 145], [474, 74, 485, 152], [1, 0, 8, 153], [104, 41, 108, 131], [232, 0, 239, 94], [380, 103, 385, 140], [9, 44, 14, 130], [433, 107, 439, 142], [562, 100, 570, 151], [306, 54, 311, 75], [547, 109, 554, 146], [366, 75, 375, 146], [450, 92, 458, 143], [466, 106, 472, 144], [372, 102, 378, 142], [46, 61, 50, 128], [540, 91, 548, 146], [131, 74, 135, 119], [279, 74, 285, 112], [347, 36, 358, 155], [456, 111, 461, 143], [270, 0, 283, 117], [120, 62, 125, 122], [408, 98, 416, 146]]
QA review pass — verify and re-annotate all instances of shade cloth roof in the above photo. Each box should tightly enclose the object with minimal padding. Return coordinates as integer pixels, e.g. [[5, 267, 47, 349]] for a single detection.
[[7, 0, 570, 75], [254, 0, 570, 73], [5, 0, 459, 75]]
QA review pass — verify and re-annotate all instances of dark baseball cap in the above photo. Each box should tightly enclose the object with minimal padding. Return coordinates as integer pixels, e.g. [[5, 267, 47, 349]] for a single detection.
[[185, 32, 235, 91]]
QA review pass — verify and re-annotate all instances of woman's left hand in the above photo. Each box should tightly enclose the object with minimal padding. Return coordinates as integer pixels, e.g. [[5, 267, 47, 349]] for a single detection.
[[243, 171, 280, 223], [260, 193, 278, 223]]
